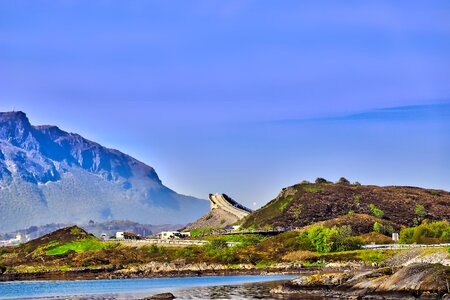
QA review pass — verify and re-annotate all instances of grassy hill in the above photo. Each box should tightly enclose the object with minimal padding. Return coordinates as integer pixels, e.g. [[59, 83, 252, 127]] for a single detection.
[[241, 180, 450, 232]]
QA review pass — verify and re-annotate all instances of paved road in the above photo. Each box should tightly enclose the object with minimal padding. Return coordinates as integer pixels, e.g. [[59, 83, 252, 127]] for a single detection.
[[209, 193, 251, 219]]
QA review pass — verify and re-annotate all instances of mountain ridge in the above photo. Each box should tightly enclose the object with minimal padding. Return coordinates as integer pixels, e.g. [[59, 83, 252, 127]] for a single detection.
[[0, 111, 208, 232]]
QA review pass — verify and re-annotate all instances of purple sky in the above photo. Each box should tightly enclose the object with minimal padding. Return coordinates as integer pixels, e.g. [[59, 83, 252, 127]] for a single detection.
[[1, 1, 449, 207]]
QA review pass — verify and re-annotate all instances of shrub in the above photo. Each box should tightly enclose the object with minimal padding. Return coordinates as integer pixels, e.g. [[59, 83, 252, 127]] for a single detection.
[[353, 181, 362, 186], [303, 225, 361, 253], [368, 204, 384, 218], [348, 210, 355, 215], [399, 221, 450, 244], [300, 180, 311, 184], [373, 222, 383, 233], [373, 222, 393, 236], [337, 177, 350, 184], [315, 177, 330, 184]]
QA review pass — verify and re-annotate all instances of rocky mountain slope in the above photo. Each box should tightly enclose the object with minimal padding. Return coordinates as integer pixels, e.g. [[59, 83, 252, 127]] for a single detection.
[[241, 181, 450, 230], [0, 111, 208, 232]]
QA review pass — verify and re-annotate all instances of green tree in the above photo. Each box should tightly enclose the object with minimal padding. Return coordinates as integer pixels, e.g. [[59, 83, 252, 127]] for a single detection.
[[337, 177, 350, 184], [415, 204, 427, 224], [315, 177, 330, 184]]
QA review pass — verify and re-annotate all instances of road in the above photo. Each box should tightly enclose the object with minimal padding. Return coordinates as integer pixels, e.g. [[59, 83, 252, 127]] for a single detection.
[[209, 193, 251, 219]]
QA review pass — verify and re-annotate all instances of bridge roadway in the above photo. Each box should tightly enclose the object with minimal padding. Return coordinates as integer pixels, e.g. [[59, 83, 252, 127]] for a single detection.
[[209, 193, 252, 219]]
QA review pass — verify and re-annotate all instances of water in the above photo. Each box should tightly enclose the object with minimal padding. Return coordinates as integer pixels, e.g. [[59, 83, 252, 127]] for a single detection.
[[0, 275, 319, 299]]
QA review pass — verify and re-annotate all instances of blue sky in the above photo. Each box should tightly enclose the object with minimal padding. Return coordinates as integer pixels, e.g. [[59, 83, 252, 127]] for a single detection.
[[0, 1, 449, 208]]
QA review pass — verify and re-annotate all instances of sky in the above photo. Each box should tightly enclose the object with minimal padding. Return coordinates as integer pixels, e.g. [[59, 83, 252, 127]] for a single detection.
[[0, 1, 449, 208]]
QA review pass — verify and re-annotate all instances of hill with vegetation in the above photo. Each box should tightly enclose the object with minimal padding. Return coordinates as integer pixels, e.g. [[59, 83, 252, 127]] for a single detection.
[[241, 178, 450, 233]]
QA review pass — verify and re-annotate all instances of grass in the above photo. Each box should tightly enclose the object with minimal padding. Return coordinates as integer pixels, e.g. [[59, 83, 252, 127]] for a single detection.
[[190, 227, 219, 237], [318, 249, 399, 264], [45, 237, 111, 255], [279, 195, 294, 211], [303, 186, 323, 193], [302, 262, 327, 267]]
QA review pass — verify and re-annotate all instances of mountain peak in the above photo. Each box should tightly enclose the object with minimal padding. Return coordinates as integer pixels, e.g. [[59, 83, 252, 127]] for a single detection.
[[0, 111, 33, 148], [0, 110, 30, 124], [0, 110, 208, 232]]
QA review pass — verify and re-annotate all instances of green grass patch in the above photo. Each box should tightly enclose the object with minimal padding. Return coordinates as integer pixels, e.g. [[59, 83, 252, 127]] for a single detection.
[[190, 228, 220, 237], [302, 262, 326, 267], [45, 237, 110, 255], [255, 263, 268, 269], [303, 186, 323, 193], [279, 196, 294, 211]]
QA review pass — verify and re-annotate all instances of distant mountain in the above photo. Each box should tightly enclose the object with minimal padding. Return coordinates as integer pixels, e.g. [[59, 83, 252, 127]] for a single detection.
[[0, 220, 184, 242], [0, 111, 208, 232], [241, 181, 450, 231]]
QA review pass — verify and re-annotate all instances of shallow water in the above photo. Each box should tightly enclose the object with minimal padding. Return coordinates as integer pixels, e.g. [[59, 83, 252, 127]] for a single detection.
[[0, 275, 324, 299]]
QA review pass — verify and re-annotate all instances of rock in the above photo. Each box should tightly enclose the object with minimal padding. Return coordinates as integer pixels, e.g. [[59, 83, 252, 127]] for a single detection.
[[142, 292, 176, 299], [272, 263, 450, 299]]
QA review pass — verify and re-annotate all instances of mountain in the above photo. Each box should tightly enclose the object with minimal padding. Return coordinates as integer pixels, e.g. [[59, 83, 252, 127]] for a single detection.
[[241, 181, 450, 231], [0, 111, 208, 232]]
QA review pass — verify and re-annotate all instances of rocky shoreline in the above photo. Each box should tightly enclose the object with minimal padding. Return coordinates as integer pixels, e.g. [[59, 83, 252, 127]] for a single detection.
[[271, 263, 450, 299], [0, 262, 320, 282]]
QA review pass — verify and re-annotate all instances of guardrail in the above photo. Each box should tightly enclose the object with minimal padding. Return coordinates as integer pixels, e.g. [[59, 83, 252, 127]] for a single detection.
[[362, 243, 450, 250]]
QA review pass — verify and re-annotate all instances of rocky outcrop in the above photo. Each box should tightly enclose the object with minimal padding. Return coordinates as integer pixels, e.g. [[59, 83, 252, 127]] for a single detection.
[[271, 263, 450, 299], [141, 293, 176, 300]]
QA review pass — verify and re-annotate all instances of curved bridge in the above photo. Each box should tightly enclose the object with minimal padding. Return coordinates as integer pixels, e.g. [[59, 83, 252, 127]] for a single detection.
[[209, 193, 252, 220]]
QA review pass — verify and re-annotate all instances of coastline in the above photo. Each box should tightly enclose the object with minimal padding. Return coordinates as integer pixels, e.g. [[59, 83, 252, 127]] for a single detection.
[[0, 266, 321, 282]]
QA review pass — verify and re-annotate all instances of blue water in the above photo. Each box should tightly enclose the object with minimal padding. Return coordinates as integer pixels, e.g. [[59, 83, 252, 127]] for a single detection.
[[0, 275, 297, 299]]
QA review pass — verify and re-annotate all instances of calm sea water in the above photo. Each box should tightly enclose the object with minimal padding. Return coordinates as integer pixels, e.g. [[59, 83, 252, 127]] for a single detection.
[[0, 275, 323, 299]]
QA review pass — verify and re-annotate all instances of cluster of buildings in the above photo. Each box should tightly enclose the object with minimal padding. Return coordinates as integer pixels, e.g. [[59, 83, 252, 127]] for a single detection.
[[113, 230, 191, 241]]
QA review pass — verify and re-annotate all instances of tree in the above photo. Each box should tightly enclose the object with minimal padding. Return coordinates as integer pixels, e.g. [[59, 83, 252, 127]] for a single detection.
[[315, 177, 330, 184], [415, 204, 427, 224], [337, 177, 350, 184]]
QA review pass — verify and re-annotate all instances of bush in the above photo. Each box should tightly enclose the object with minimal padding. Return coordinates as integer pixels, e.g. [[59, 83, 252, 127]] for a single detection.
[[353, 181, 362, 186], [399, 221, 450, 244], [368, 204, 384, 218], [373, 222, 393, 236], [302, 225, 361, 253], [300, 180, 311, 184], [315, 177, 330, 184], [337, 177, 350, 184]]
